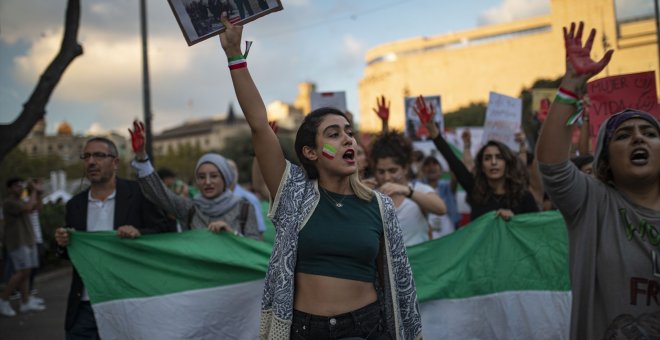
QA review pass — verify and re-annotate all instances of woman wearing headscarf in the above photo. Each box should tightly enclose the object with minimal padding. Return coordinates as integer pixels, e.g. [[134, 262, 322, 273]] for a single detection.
[[128, 121, 261, 240]]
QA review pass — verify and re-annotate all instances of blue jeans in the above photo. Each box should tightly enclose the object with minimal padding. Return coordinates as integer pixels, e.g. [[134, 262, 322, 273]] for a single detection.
[[290, 300, 391, 340]]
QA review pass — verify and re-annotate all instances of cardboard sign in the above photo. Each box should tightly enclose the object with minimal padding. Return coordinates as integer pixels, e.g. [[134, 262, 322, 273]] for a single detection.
[[310, 91, 348, 112], [587, 71, 660, 150], [481, 92, 522, 151], [404, 95, 443, 141]]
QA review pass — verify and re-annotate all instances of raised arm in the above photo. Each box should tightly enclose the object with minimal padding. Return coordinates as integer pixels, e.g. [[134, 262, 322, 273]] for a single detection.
[[537, 22, 613, 164], [461, 129, 475, 172], [219, 14, 285, 197], [373, 95, 390, 132], [415, 96, 475, 194]]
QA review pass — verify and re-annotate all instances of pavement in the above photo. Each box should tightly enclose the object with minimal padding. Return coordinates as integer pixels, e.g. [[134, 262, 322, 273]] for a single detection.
[[0, 265, 71, 340]]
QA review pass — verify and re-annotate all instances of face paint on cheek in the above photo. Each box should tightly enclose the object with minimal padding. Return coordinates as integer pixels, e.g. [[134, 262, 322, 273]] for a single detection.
[[322, 144, 337, 160]]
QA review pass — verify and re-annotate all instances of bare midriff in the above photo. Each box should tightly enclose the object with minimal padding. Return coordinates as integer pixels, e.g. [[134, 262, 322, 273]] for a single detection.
[[293, 272, 378, 316]]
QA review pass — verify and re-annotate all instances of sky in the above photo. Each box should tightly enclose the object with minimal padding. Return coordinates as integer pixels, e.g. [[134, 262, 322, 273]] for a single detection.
[[0, 0, 653, 137]]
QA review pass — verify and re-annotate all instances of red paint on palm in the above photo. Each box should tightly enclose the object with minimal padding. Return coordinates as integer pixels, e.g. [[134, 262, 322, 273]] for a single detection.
[[564, 22, 613, 76], [414, 95, 433, 124], [372, 95, 390, 122], [128, 120, 145, 153]]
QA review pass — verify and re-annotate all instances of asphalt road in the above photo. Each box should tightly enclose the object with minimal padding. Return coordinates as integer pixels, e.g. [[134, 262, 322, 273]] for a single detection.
[[0, 265, 71, 340]]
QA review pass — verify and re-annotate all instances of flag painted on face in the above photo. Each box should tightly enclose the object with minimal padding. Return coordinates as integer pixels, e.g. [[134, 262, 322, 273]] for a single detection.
[[67, 211, 570, 339], [322, 143, 337, 160]]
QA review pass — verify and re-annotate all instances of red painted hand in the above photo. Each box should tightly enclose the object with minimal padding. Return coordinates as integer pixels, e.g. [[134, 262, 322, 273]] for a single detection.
[[413, 95, 433, 124], [128, 120, 145, 154], [372, 95, 390, 122], [564, 21, 613, 76]]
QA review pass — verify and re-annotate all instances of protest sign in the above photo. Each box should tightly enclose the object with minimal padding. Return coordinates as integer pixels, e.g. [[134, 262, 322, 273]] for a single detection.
[[168, 0, 283, 46], [404, 95, 443, 141], [481, 92, 522, 151], [310, 91, 348, 112], [531, 89, 556, 122], [587, 71, 660, 148]]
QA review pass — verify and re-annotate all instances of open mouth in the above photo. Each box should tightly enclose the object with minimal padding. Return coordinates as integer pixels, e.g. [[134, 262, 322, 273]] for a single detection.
[[343, 149, 355, 163], [630, 148, 649, 165]]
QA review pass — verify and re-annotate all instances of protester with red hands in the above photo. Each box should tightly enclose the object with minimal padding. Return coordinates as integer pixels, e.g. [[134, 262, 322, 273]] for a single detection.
[[218, 13, 421, 340], [416, 96, 538, 221], [537, 22, 659, 339], [128, 120, 261, 239], [373, 95, 390, 132]]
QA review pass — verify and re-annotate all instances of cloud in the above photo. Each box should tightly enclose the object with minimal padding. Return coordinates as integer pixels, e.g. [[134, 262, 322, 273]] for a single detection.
[[478, 0, 550, 26]]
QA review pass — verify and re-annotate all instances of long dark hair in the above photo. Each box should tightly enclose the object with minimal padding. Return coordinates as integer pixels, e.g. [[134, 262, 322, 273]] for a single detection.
[[472, 140, 528, 208]]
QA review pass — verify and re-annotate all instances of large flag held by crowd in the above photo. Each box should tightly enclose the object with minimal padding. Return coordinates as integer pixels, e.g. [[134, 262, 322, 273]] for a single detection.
[[68, 211, 571, 339]]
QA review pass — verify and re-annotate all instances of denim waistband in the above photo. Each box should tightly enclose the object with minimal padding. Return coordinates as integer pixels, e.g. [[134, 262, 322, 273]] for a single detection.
[[293, 300, 381, 323]]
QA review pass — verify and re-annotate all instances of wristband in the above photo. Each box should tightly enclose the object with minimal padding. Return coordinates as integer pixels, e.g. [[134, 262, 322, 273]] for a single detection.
[[406, 185, 414, 198], [135, 156, 150, 163], [555, 87, 584, 126], [228, 56, 247, 70]]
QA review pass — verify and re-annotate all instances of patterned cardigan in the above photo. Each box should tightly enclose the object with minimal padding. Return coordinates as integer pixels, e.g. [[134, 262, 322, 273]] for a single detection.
[[259, 161, 422, 340]]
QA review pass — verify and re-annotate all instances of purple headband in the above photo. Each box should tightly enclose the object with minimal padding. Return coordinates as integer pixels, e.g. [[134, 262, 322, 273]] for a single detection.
[[604, 109, 659, 144], [594, 109, 659, 174]]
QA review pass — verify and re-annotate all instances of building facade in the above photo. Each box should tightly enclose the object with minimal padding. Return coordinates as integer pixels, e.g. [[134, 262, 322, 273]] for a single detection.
[[18, 119, 129, 164], [358, 0, 658, 132]]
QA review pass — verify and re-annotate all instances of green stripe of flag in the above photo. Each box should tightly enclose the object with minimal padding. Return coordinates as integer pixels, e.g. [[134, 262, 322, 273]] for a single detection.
[[68, 230, 271, 303], [68, 211, 569, 305], [409, 211, 570, 302]]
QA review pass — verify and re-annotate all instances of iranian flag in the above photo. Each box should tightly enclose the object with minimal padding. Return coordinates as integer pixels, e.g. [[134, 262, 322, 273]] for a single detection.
[[68, 211, 570, 339]]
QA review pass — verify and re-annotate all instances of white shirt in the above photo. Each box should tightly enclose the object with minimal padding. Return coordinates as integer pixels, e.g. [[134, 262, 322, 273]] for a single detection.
[[82, 189, 116, 301], [86, 190, 116, 232], [396, 182, 434, 246]]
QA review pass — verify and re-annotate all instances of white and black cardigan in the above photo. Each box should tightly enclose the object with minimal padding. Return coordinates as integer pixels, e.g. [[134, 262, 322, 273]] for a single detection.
[[259, 161, 423, 340]]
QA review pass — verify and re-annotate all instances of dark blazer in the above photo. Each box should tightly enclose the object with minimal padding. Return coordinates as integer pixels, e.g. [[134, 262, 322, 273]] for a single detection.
[[59, 177, 175, 331]]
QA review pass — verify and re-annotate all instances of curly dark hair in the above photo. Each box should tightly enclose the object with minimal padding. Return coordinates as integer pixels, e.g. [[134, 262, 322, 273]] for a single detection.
[[472, 140, 529, 208], [369, 130, 413, 168]]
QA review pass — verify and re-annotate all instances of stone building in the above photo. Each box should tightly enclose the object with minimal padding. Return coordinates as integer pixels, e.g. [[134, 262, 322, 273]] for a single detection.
[[358, 0, 658, 132], [17, 119, 129, 164]]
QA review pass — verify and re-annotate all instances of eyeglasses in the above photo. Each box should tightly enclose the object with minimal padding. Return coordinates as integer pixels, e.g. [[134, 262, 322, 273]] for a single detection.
[[80, 152, 116, 160]]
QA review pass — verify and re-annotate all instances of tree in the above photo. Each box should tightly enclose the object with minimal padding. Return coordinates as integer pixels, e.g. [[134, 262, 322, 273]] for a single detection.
[[0, 0, 83, 163]]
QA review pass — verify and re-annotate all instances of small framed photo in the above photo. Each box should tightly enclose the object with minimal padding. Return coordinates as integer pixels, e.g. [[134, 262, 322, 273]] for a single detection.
[[167, 0, 283, 46]]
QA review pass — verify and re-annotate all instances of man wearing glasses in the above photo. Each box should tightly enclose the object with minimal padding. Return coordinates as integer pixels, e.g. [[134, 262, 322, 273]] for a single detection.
[[54, 137, 175, 340]]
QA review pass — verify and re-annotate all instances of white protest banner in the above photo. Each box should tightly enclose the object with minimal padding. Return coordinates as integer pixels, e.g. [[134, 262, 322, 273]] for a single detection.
[[404, 96, 443, 141], [310, 91, 348, 112], [482, 92, 522, 151]]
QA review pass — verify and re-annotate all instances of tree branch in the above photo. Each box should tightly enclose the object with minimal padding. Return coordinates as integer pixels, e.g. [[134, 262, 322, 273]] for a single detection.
[[0, 0, 83, 163]]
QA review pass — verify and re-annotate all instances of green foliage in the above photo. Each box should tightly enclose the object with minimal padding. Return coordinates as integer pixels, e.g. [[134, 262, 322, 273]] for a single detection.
[[38, 202, 68, 267], [444, 102, 487, 128], [0, 148, 64, 198], [217, 133, 297, 185], [152, 143, 206, 184], [218, 134, 254, 184]]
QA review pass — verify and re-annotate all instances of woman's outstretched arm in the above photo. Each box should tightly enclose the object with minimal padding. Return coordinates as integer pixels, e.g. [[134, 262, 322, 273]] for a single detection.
[[537, 21, 613, 164], [219, 14, 285, 197]]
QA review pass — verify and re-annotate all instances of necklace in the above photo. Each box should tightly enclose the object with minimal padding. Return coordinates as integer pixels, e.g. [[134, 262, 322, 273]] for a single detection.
[[321, 187, 348, 208]]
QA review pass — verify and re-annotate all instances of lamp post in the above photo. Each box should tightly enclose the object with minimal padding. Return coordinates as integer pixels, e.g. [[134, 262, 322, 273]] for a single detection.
[[140, 0, 154, 162]]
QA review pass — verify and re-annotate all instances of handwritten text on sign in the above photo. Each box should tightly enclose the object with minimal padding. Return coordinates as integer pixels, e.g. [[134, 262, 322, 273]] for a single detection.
[[482, 92, 522, 151]]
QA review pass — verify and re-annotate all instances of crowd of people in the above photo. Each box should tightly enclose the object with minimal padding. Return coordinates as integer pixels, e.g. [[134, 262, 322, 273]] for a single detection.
[[0, 18, 657, 340]]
